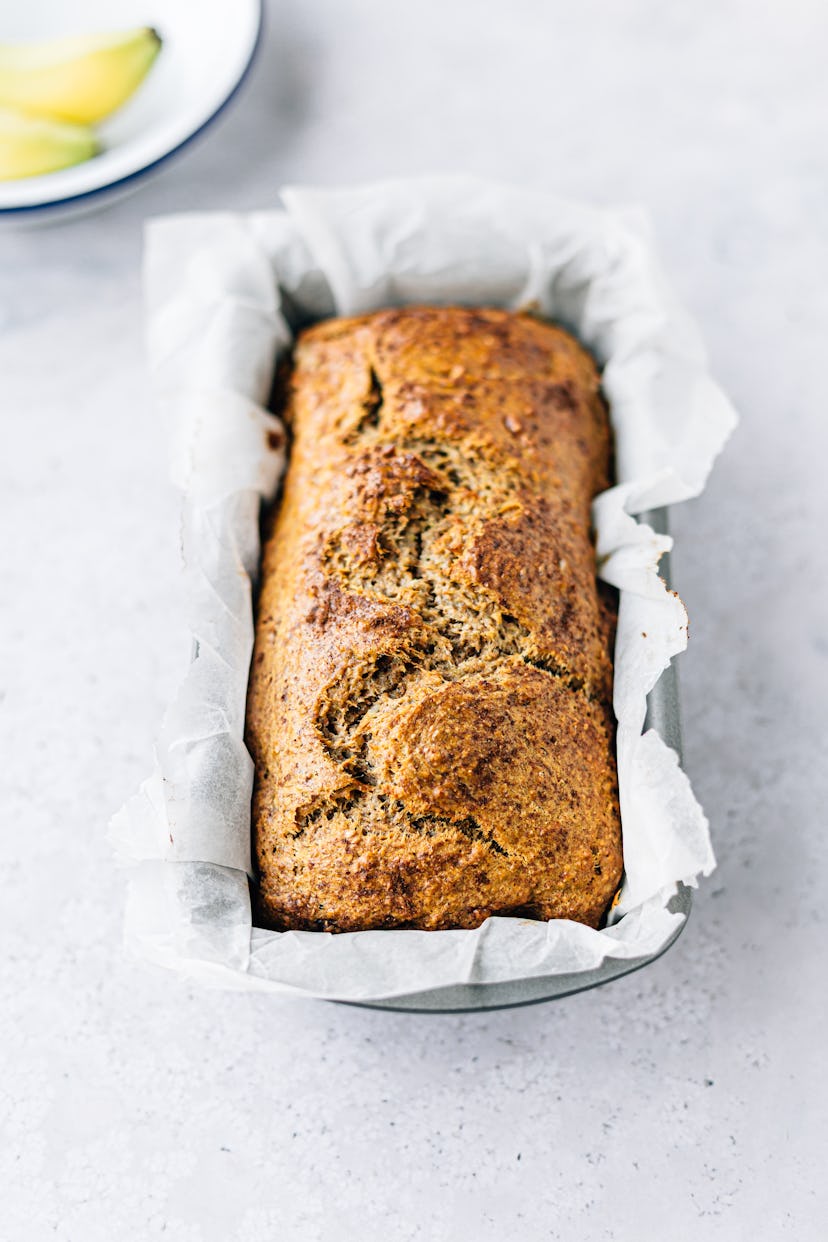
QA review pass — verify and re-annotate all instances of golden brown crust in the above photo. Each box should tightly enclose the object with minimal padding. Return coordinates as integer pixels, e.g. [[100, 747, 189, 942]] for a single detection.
[[246, 306, 622, 932]]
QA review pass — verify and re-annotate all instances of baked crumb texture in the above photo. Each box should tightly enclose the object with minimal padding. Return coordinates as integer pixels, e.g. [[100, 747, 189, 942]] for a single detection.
[[246, 307, 622, 932]]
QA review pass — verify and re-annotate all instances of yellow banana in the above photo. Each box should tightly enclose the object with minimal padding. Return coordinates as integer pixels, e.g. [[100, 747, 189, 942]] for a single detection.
[[0, 27, 162, 126], [0, 107, 99, 180]]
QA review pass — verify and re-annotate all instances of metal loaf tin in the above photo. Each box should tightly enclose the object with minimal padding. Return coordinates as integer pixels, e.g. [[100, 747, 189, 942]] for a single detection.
[[339, 507, 690, 1014]]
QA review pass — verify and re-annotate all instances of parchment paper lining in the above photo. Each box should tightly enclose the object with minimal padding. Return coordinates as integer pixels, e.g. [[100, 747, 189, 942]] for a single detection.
[[112, 178, 736, 1001]]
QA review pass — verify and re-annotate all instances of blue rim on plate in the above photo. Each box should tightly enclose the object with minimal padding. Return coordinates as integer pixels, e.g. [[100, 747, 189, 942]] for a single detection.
[[0, 0, 264, 217]]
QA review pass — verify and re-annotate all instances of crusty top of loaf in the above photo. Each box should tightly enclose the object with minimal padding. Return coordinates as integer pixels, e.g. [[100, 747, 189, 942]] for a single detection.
[[247, 306, 622, 932]]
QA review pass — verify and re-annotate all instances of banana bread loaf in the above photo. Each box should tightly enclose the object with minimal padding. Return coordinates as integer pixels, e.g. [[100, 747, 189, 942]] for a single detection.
[[246, 306, 622, 932]]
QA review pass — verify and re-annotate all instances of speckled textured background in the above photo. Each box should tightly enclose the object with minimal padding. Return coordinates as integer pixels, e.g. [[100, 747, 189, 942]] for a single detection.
[[1, 1, 826, 1237]]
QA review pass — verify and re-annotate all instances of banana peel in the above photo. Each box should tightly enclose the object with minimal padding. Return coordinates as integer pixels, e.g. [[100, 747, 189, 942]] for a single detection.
[[0, 27, 162, 126], [0, 106, 99, 180]]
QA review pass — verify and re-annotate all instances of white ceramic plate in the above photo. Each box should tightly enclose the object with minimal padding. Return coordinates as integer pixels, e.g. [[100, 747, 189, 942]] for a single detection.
[[0, 0, 262, 220]]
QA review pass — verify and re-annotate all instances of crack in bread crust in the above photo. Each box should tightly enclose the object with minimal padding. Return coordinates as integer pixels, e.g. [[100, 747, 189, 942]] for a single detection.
[[310, 439, 593, 844]]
